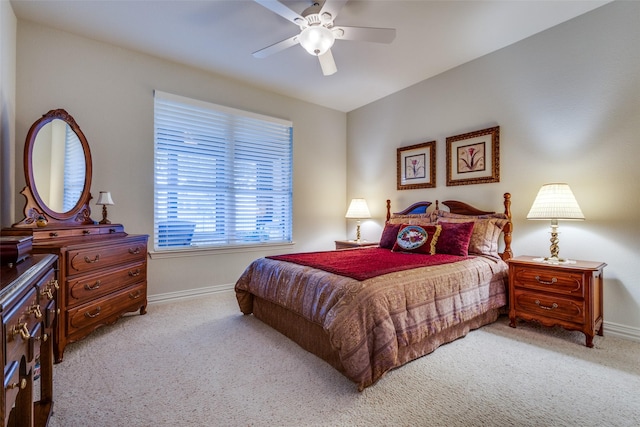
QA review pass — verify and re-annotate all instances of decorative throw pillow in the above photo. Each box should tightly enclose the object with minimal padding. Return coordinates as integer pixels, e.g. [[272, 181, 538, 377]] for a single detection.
[[380, 223, 402, 249], [388, 211, 438, 225], [392, 224, 441, 255], [435, 221, 475, 256], [437, 217, 507, 258]]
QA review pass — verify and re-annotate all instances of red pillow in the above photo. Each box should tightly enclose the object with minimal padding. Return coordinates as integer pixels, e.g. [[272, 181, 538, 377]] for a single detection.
[[436, 221, 474, 256], [392, 224, 441, 255], [380, 223, 402, 249]]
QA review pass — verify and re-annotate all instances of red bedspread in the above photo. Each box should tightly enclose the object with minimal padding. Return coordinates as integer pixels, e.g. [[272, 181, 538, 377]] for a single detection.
[[268, 247, 468, 281]]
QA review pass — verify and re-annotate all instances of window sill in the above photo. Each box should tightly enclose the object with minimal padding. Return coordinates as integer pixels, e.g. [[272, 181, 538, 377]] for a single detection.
[[148, 242, 296, 259]]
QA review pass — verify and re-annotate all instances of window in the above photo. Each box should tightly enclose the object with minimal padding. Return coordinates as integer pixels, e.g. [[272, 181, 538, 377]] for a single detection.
[[153, 91, 293, 251]]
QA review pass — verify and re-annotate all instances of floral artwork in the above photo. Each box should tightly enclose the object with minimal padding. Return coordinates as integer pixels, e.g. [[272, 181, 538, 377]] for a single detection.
[[397, 141, 436, 190], [405, 154, 426, 179], [446, 126, 499, 186], [457, 142, 486, 173]]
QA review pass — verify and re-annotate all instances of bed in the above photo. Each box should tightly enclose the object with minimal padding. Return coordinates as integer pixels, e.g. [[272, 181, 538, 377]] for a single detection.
[[235, 193, 513, 390]]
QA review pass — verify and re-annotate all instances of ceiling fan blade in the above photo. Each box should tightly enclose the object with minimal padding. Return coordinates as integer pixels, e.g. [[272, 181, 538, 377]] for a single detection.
[[319, 0, 348, 21], [252, 35, 300, 58], [253, 0, 304, 25], [335, 26, 396, 43], [318, 49, 337, 76]]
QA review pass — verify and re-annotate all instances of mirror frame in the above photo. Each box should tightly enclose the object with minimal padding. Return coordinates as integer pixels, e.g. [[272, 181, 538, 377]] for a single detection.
[[13, 109, 94, 227]]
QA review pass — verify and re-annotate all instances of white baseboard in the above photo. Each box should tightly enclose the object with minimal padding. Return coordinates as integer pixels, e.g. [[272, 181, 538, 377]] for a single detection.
[[603, 320, 640, 342], [148, 287, 640, 343], [148, 283, 235, 305]]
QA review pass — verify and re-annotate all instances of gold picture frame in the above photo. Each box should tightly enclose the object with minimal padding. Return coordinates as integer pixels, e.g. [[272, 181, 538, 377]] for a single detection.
[[397, 141, 436, 190], [446, 126, 499, 186]]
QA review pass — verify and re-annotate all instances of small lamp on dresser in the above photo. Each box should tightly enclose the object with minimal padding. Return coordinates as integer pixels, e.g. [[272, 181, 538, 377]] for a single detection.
[[345, 198, 371, 242], [96, 191, 115, 224], [526, 183, 584, 263]]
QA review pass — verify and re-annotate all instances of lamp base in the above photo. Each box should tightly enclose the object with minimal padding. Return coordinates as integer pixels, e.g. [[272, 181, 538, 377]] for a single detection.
[[99, 205, 111, 225]]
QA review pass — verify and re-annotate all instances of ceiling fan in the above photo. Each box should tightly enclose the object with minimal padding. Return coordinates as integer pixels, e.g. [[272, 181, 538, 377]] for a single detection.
[[253, 0, 396, 76]]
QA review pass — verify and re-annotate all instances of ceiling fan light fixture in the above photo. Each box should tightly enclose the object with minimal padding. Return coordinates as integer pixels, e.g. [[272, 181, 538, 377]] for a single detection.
[[299, 25, 335, 56]]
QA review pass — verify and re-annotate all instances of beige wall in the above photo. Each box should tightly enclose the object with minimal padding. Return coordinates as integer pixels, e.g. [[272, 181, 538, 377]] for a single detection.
[[14, 21, 347, 298], [0, 0, 17, 228], [347, 1, 640, 337]]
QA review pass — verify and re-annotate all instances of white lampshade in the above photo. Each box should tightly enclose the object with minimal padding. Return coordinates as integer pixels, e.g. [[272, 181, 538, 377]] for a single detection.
[[527, 183, 584, 220], [298, 25, 335, 56], [96, 191, 115, 206], [345, 198, 371, 219]]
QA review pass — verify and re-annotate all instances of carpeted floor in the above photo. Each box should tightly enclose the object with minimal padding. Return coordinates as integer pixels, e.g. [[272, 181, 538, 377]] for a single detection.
[[48, 290, 640, 427]]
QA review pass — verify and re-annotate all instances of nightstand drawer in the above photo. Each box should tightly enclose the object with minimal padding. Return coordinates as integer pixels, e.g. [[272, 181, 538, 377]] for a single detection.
[[511, 266, 584, 297], [513, 290, 585, 324]]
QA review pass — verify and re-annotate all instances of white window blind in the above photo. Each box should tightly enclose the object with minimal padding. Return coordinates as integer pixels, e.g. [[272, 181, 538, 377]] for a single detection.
[[153, 91, 293, 250]]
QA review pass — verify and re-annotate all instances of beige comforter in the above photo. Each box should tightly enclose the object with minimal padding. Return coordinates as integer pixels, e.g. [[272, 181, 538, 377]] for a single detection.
[[235, 255, 507, 389]]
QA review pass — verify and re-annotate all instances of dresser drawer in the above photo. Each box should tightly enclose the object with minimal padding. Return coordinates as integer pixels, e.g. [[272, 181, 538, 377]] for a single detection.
[[67, 261, 146, 307], [67, 238, 147, 274], [31, 224, 124, 241], [511, 265, 584, 297], [66, 282, 147, 336], [4, 287, 40, 364], [513, 289, 585, 324]]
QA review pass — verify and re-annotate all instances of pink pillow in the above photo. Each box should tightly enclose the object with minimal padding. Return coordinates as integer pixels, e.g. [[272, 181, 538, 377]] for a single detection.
[[435, 221, 474, 256], [392, 224, 441, 255]]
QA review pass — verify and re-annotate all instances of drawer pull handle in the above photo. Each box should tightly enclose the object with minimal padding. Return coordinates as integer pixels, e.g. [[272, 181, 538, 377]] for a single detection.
[[129, 290, 142, 299], [84, 254, 100, 264], [35, 333, 49, 342], [51, 279, 60, 290], [41, 287, 54, 300], [11, 322, 31, 340], [8, 378, 27, 390], [128, 247, 141, 255], [84, 280, 101, 291], [535, 300, 558, 310], [128, 269, 141, 277], [49, 232, 58, 237], [85, 307, 102, 318], [535, 276, 557, 285], [28, 304, 43, 319], [83, 229, 92, 235]]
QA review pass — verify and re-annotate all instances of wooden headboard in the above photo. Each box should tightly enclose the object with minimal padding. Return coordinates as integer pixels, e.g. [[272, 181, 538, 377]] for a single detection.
[[386, 193, 513, 260]]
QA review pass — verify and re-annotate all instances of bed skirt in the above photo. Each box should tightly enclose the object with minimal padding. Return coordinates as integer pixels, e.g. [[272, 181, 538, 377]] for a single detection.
[[250, 295, 500, 390]]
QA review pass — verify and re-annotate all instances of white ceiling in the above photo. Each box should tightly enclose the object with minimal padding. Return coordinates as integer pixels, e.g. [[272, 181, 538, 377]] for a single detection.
[[10, 0, 610, 112]]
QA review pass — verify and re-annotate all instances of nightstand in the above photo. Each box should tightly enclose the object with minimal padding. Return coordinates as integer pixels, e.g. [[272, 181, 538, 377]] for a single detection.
[[335, 240, 379, 250], [507, 256, 606, 347]]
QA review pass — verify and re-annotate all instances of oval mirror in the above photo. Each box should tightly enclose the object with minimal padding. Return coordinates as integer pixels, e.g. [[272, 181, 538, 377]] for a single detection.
[[16, 109, 93, 226], [32, 119, 86, 212]]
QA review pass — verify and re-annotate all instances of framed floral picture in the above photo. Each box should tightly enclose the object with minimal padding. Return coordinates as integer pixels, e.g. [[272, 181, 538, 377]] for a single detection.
[[446, 126, 499, 186], [397, 141, 436, 190]]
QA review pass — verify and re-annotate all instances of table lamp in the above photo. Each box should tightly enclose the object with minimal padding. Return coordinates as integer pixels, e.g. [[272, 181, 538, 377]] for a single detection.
[[96, 191, 115, 224], [526, 183, 584, 263], [345, 198, 371, 242]]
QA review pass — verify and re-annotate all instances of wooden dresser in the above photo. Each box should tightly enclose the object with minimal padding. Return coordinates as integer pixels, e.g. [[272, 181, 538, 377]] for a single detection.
[[1, 254, 58, 427], [4, 224, 148, 362], [508, 255, 606, 347]]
